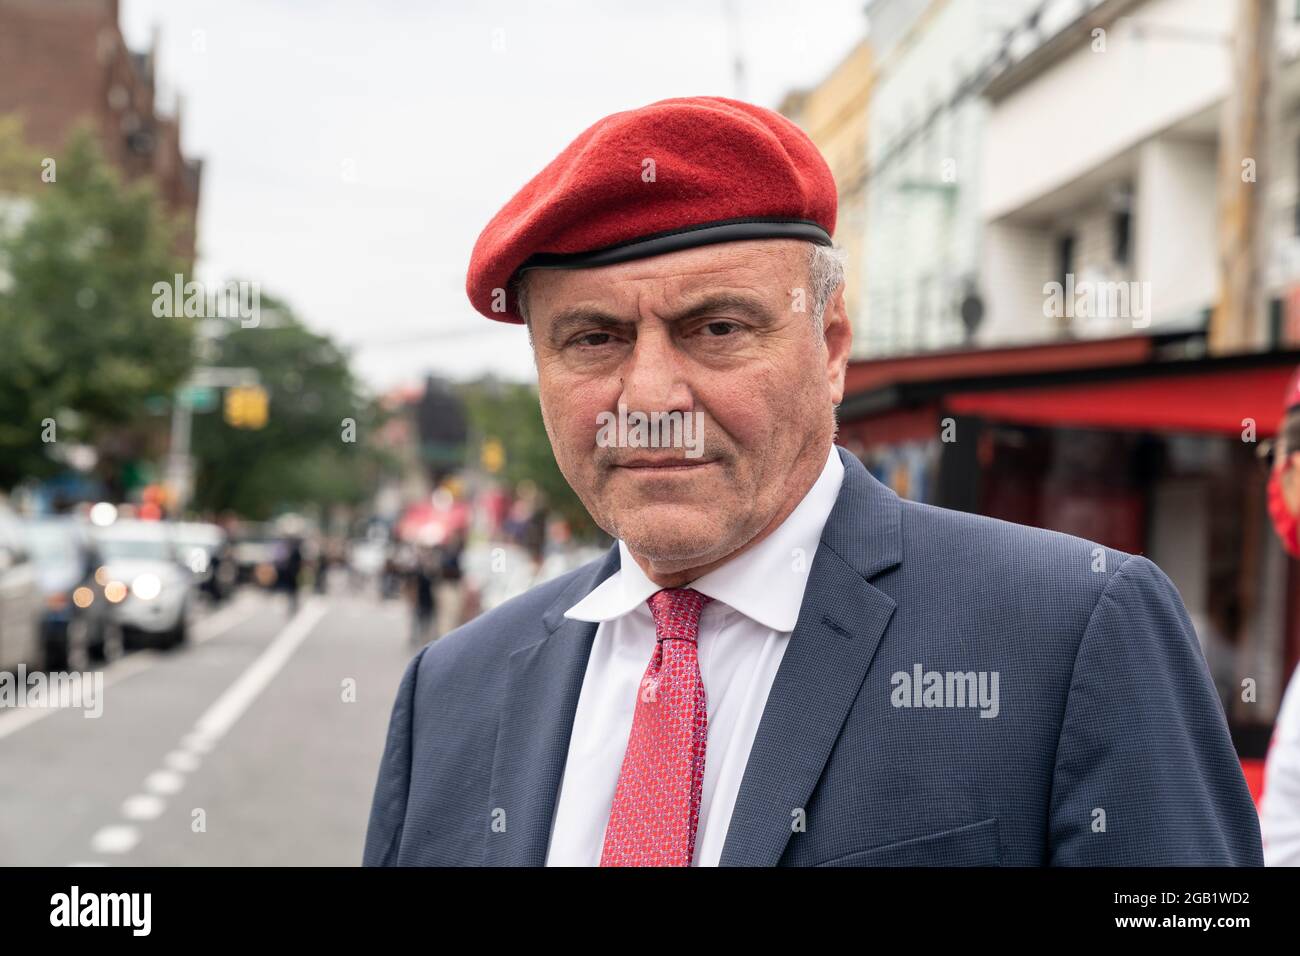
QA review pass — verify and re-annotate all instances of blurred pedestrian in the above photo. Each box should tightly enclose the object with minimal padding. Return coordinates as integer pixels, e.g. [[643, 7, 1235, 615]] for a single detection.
[[313, 538, 336, 595], [277, 536, 304, 616], [435, 530, 465, 637], [1261, 367, 1300, 865], [408, 547, 437, 647], [381, 542, 406, 600]]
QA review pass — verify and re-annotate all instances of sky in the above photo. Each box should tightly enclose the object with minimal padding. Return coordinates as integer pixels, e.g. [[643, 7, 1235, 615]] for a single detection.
[[120, 0, 866, 393]]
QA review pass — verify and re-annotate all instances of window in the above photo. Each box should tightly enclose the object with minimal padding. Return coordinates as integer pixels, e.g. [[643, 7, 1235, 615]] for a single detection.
[[1056, 232, 1076, 288], [1112, 209, 1132, 266]]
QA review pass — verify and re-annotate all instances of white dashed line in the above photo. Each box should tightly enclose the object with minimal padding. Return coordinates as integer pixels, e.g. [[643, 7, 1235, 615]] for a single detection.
[[121, 794, 167, 821], [143, 770, 185, 796], [90, 824, 140, 854], [73, 598, 327, 865], [190, 600, 327, 746], [0, 591, 264, 741], [164, 750, 200, 772]]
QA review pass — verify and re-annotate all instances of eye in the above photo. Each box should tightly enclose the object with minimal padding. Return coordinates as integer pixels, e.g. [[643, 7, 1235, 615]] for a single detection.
[[701, 321, 739, 336], [574, 331, 615, 347]]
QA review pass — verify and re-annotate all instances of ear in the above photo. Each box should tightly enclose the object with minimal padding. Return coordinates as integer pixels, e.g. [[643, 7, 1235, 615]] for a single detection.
[[823, 283, 851, 405]]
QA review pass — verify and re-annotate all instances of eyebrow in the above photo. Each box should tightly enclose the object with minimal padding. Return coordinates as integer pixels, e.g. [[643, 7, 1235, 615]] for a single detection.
[[544, 291, 775, 347]]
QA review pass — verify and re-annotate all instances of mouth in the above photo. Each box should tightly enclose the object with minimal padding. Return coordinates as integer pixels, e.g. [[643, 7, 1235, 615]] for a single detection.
[[611, 457, 717, 474]]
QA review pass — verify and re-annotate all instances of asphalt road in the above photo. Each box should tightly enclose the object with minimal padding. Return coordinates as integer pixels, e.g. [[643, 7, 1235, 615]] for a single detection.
[[0, 585, 417, 866]]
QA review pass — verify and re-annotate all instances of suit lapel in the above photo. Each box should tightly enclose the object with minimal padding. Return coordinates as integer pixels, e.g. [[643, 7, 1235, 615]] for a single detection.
[[719, 448, 902, 866], [482, 546, 619, 866]]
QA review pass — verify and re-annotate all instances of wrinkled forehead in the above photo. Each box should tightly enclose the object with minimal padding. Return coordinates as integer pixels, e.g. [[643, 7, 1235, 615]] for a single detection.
[[522, 238, 809, 320]]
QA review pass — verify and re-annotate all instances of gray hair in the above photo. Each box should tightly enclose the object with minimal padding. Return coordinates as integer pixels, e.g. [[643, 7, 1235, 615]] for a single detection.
[[806, 241, 845, 337], [515, 240, 844, 340]]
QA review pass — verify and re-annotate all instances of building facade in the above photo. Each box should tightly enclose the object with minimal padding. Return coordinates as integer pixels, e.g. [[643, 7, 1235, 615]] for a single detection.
[[779, 36, 874, 332], [861, 0, 1042, 357], [0, 0, 202, 259]]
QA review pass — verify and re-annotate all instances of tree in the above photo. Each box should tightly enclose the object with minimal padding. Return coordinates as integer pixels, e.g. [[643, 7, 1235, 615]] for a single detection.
[[459, 377, 601, 537], [188, 295, 383, 519], [0, 121, 194, 489]]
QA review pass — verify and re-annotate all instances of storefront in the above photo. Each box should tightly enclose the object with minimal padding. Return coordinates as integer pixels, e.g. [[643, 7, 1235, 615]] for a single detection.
[[838, 332, 1300, 794]]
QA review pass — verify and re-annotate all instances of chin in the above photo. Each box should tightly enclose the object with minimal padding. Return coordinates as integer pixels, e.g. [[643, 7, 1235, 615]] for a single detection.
[[612, 503, 740, 567]]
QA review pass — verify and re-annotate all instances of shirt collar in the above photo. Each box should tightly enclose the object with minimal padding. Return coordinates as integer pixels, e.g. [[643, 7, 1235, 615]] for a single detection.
[[564, 444, 845, 632]]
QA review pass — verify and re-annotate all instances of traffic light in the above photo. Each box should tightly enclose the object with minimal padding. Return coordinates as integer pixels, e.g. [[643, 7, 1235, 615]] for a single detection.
[[480, 437, 505, 473], [224, 386, 269, 429]]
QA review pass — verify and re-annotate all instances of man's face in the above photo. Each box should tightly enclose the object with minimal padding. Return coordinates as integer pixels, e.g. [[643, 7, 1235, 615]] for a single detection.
[[527, 239, 852, 575]]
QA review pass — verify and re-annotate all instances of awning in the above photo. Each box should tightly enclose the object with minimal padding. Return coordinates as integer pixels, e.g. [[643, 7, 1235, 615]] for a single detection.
[[837, 404, 940, 448], [945, 365, 1295, 438]]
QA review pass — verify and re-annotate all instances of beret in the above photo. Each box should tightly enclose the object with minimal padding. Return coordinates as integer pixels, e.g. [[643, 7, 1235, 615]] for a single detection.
[[465, 95, 838, 323], [1286, 365, 1300, 411]]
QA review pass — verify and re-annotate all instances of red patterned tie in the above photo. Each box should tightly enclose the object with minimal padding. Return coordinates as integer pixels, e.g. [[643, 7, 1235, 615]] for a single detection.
[[600, 587, 713, 867]]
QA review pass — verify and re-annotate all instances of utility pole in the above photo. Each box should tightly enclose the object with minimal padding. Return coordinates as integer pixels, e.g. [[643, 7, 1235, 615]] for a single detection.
[[165, 366, 261, 514], [723, 0, 746, 100], [1210, 0, 1276, 354]]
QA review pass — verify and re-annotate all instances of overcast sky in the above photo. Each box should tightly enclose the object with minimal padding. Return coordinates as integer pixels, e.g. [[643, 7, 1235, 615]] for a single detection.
[[121, 0, 866, 392]]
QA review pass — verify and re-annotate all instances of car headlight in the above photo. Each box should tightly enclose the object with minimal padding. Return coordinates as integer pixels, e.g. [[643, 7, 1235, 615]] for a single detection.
[[131, 574, 162, 601]]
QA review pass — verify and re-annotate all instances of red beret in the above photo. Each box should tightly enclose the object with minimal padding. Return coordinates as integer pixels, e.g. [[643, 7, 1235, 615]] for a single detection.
[[1285, 365, 1300, 411], [466, 95, 837, 323]]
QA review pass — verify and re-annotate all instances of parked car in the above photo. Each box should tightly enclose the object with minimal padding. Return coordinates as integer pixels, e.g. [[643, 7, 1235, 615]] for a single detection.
[[92, 520, 193, 650], [0, 499, 43, 673], [174, 522, 236, 602], [24, 515, 123, 670]]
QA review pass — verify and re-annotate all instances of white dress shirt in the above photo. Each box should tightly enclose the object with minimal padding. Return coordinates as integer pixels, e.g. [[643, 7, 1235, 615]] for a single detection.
[[545, 444, 845, 866], [1261, 662, 1300, 865]]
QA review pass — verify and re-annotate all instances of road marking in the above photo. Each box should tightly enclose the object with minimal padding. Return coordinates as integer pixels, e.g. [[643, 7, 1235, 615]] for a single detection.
[[144, 770, 184, 795], [188, 599, 327, 749], [193, 590, 268, 645], [72, 598, 328, 866], [0, 591, 265, 742], [164, 750, 200, 772], [180, 732, 214, 754], [122, 794, 166, 821], [90, 824, 140, 854]]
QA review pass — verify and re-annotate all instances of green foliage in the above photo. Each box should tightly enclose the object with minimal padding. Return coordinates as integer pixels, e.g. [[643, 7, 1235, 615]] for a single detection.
[[458, 377, 600, 537], [188, 295, 382, 520], [0, 118, 384, 517], [0, 121, 194, 488]]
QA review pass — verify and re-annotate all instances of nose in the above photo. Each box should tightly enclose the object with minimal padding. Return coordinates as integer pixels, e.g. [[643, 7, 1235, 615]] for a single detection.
[[617, 322, 693, 417]]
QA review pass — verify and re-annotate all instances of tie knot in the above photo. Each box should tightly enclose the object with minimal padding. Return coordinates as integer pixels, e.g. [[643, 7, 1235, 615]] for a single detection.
[[646, 588, 712, 643]]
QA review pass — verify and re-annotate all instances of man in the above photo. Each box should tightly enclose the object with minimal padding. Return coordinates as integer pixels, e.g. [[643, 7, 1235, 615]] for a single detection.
[[406, 546, 437, 648], [277, 536, 303, 616], [364, 96, 1261, 866], [1260, 368, 1300, 865]]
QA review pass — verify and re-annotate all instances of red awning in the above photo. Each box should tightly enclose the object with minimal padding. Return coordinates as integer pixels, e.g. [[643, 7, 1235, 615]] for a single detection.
[[844, 333, 1156, 395], [946, 365, 1295, 438], [837, 404, 940, 448]]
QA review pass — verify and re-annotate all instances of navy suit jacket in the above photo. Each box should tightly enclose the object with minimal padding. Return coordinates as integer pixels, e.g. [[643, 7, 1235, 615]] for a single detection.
[[364, 446, 1263, 866]]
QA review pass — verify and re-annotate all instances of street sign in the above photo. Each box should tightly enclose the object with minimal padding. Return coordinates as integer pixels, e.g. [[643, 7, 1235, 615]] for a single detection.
[[180, 385, 218, 412]]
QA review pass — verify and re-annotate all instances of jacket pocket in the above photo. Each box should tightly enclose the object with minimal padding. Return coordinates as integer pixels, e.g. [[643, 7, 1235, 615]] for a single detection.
[[813, 817, 1001, 867]]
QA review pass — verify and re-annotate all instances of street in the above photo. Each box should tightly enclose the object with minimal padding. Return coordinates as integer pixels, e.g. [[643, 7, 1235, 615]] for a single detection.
[[0, 586, 414, 866]]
